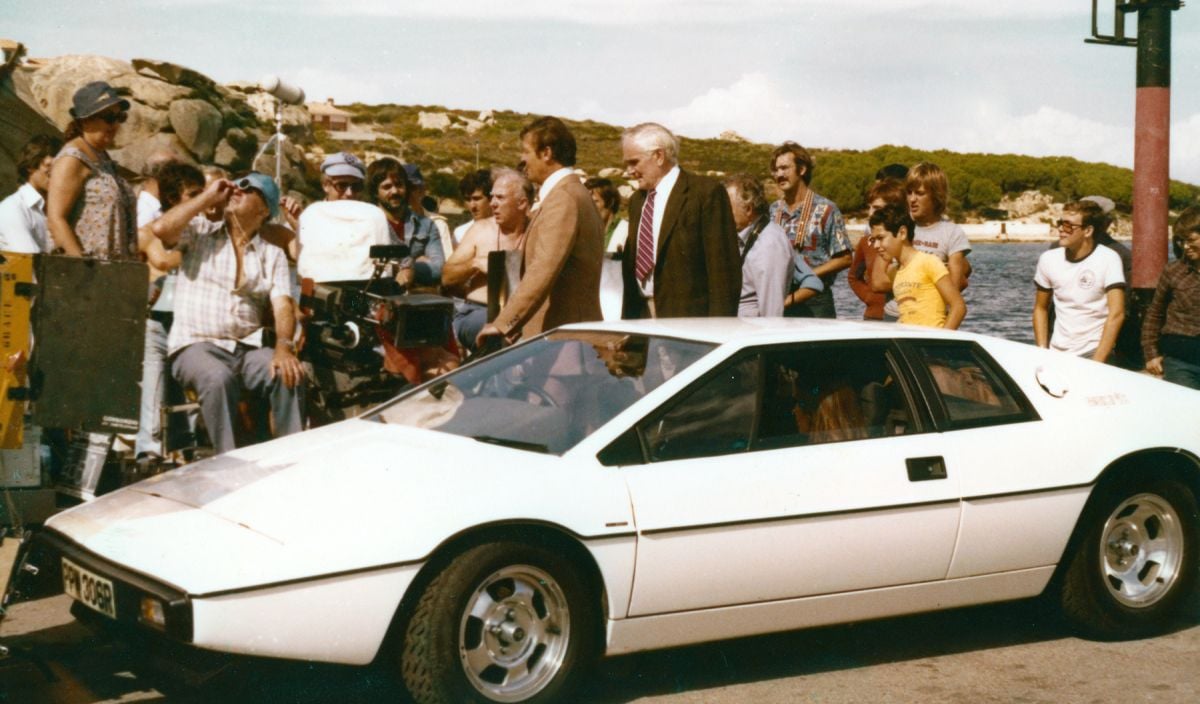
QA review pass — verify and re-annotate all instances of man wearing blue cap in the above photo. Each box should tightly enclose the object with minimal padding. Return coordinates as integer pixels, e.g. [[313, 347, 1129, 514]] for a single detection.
[[144, 172, 303, 454]]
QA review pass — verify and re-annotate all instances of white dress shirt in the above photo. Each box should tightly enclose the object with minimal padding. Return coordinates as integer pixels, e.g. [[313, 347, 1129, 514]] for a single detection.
[[0, 183, 50, 253], [637, 165, 681, 298], [536, 167, 575, 207]]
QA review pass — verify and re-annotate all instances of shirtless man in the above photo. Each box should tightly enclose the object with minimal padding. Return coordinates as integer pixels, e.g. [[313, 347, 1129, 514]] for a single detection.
[[442, 168, 532, 352]]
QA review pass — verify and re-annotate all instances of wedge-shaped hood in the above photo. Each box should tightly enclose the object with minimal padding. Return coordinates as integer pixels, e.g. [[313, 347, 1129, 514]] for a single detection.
[[46, 420, 621, 595]]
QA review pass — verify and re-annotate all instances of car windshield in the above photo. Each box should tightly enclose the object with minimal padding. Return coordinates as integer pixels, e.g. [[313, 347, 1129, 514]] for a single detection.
[[367, 331, 714, 454]]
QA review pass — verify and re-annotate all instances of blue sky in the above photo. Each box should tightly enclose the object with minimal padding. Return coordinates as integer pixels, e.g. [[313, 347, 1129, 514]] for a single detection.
[[10, 1, 1200, 182]]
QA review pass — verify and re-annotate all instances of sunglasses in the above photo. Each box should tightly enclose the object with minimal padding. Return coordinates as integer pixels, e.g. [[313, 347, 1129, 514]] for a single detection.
[[97, 110, 128, 125], [235, 178, 267, 200], [1054, 220, 1087, 233], [326, 179, 364, 194]]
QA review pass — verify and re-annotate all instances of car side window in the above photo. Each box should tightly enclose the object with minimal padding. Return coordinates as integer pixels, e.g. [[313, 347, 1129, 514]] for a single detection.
[[913, 342, 1032, 429], [641, 355, 760, 462], [756, 343, 914, 450]]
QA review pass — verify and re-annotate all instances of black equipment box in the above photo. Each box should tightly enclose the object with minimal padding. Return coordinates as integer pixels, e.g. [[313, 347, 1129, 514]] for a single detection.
[[31, 256, 147, 434]]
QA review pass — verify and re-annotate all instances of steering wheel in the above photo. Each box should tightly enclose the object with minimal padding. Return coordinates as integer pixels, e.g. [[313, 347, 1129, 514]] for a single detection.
[[506, 383, 559, 407]]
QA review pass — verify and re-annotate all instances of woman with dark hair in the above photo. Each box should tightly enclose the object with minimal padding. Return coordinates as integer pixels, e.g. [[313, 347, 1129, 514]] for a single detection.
[[584, 177, 627, 253], [46, 81, 138, 259]]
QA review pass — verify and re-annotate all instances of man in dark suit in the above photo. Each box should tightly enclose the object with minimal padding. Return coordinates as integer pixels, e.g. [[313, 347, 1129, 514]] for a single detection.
[[478, 116, 603, 345], [620, 122, 741, 319]]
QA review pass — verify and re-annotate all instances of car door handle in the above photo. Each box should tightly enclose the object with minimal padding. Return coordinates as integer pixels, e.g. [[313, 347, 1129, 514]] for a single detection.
[[906, 456, 948, 482]]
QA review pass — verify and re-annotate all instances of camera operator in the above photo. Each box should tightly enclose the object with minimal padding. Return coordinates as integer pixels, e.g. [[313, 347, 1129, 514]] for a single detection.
[[366, 158, 444, 289], [144, 172, 302, 455]]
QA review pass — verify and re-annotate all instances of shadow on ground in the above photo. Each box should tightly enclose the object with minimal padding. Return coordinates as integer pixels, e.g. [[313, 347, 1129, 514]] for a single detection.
[[3, 591, 1198, 703]]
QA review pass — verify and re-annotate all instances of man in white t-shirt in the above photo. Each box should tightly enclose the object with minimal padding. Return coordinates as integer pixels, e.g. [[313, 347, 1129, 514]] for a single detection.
[[1033, 200, 1126, 362]]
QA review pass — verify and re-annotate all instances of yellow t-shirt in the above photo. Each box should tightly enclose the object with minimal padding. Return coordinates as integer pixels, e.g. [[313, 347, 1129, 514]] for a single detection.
[[892, 251, 950, 328]]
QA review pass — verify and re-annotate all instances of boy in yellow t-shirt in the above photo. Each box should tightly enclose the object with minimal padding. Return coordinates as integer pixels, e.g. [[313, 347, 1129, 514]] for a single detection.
[[867, 203, 966, 329]]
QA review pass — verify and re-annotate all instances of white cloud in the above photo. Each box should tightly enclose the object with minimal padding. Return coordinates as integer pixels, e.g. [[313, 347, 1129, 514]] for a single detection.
[[165, 0, 1086, 24], [619, 74, 1200, 184]]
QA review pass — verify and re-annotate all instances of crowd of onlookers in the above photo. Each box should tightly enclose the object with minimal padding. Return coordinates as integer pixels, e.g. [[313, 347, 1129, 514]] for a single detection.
[[0, 80, 1197, 457]]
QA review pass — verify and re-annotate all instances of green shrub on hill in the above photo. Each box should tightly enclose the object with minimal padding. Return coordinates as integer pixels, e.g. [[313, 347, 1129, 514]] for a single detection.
[[330, 103, 1200, 215]]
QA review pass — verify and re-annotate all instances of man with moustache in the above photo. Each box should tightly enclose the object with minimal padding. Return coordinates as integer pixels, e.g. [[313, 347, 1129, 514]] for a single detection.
[[620, 122, 740, 319], [769, 141, 852, 318], [366, 157, 444, 287], [145, 172, 303, 454], [477, 116, 603, 345], [443, 168, 532, 352]]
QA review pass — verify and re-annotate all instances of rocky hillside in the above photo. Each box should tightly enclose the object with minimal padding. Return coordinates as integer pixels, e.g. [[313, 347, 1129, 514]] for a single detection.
[[2, 45, 314, 197]]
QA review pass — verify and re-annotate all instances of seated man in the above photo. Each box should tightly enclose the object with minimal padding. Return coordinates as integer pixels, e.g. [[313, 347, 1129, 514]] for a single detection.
[[145, 172, 303, 454]]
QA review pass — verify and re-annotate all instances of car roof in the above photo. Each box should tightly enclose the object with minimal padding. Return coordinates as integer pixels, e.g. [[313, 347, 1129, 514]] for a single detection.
[[556, 317, 973, 347]]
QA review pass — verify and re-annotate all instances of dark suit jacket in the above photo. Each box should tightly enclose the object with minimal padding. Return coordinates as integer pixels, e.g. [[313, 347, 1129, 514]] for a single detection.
[[493, 174, 603, 340], [621, 169, 741, 319]]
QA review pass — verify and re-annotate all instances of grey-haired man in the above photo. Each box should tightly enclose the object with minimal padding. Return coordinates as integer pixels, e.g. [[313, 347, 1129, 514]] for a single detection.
[[145, 172, 303, 454]]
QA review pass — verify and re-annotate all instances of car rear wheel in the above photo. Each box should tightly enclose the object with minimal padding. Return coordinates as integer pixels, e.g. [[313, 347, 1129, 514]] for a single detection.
[[400, 541, 597, 704], [1060, 478, 1198, 638]]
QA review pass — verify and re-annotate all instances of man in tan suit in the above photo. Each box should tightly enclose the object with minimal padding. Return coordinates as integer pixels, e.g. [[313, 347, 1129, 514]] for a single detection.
[[478, 117, 603, 346]]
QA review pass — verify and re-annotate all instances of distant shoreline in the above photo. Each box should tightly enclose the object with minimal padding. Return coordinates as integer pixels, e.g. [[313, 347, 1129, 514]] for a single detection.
[[846, 223, 1133, 244]]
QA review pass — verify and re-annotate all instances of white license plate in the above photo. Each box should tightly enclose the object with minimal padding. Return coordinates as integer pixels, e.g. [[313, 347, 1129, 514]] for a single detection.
[[62, 557, 117, 619]]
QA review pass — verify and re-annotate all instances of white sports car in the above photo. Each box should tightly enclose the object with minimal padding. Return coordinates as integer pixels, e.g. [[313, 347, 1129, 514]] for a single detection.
[[15, 318, 1200, 703]]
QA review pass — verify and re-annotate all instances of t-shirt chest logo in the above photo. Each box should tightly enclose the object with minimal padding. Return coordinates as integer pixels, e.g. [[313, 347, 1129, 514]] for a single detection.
[[1076, 269, 1098, 290]]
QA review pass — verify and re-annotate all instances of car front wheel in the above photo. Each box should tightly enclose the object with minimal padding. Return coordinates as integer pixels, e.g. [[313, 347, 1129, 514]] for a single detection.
[[400, 541, 597, 704], [1061, 478, 1198, 638]]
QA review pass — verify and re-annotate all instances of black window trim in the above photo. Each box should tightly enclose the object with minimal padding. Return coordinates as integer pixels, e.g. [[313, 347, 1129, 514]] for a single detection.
[[896, 339, 1041, 432], [597, 339, 936, 467]]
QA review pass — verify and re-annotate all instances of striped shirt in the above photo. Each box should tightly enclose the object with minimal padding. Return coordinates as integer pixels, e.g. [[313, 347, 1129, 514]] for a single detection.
[[167, 220, 293, 356], [1142, 259, 1200, 361]]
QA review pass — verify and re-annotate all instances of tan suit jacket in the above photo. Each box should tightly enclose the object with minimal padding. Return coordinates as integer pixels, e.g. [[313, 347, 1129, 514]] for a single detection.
[[493, 174, 603, 340]]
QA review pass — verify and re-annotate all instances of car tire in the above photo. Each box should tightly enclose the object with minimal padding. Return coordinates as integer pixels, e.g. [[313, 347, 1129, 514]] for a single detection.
[[399, 541, 598, 704], [1060, 478, 1199, 639]]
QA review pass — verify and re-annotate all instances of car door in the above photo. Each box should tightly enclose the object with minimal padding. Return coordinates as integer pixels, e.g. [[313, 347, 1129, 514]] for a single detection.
[[607, 340, 965, 617], [897, 339, 1086, 580]]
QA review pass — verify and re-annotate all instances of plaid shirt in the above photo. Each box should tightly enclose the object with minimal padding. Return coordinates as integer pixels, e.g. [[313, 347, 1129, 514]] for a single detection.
[[769, 191, 851, 287], [167, 220, 293, 356], [1142, 259, 1200, 360]]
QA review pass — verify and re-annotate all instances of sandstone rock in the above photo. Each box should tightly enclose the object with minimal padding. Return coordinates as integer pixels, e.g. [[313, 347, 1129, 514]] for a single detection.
[[999, 190, 1055, 219], [598, 167, 623, 179], [108, 73, 190, 109], [418, 111, 451, 131], [109, 133, 192, 176], [718, 130, 748, 143], [112, 102, 169, 150], [437, 166, 454, 174], [25, 54, 131, 128], [452, 116, 485, 135], [131, 59, 216, 91], [478, 109, 495, 124], [169, 99, 223, 162], [243, 90, 310, 129], [213, 138, 238, 168]]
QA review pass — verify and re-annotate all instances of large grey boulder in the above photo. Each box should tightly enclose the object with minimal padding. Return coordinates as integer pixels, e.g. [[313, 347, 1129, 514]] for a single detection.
[[23, 54, 130, 128], [109, 72, 190, 110], [418, 111, 451, 131], [131, 58, 215, 91], [111, 102, 169, 150], [109, 132, 193, 176], [169, 99, 222, 162]]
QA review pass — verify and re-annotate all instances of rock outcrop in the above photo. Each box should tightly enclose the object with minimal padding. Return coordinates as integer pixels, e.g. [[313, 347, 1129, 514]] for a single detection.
[[7, 50, 313, 185]]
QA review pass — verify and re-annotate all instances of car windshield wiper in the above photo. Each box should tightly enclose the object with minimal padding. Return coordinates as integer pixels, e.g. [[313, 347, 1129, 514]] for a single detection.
[[471, 435, 549, 453]]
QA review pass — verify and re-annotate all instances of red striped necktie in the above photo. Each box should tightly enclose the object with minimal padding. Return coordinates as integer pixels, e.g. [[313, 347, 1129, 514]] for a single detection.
[[635, 189, 657, 283]]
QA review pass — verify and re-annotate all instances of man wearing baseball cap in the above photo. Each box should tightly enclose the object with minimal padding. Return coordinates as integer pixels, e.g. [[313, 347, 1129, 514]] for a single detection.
[[143, 171, 303, 454], [321, 151, 366, 201]]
